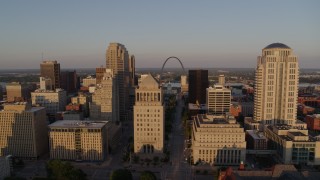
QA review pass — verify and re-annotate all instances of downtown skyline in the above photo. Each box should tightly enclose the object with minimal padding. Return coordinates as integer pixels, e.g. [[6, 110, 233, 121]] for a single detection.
[[1, 0, 320, 69]]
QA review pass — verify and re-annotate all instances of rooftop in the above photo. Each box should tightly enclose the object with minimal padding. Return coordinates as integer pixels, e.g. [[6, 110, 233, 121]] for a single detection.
[[264, 43, 291, 49], [289, 131, 306, 136], [34, 88, 65, 93], [49, 120, 108, 129], [246, 130, 267, 140]]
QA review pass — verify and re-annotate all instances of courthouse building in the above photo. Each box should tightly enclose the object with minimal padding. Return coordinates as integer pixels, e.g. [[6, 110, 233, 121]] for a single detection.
[[134, 74, 164, 154], [191, 113, 246, 165]]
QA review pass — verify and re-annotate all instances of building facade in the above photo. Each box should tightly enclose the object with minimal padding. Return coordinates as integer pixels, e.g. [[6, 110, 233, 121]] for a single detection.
[[0, 103, 48, 159], [245, 130, 268, 150], [134, 74, 165, 154], [49, 120, 108, 161], [71, 92, 91, 118], [265, 125, 320, 165], [90, 69, 118, 121], [188, 69, 208, 104], [207, 85, 231, 115], [0, 85, 3, 101], [60, 70, 77, 94], [6, 82, 32, 102], [40, 60, 60, 90], [31, 89, 67, 115], [96, 67, 106, 85], [82, 76, 96, 88], [254, 43, 299, 126], [191, 114, 246, 165], [306, 114, 320, 131], [0, 155, 12, 179], [39, 77, 53, 90]]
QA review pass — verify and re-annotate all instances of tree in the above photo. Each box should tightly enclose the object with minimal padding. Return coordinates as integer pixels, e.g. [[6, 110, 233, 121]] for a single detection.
[[46, 159, 87, 180], [110, 169, 133, 180], [140, 171, 157, 180]]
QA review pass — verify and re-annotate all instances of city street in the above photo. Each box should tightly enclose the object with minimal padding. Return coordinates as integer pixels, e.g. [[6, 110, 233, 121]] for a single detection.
[[163, 96, 193, 180]]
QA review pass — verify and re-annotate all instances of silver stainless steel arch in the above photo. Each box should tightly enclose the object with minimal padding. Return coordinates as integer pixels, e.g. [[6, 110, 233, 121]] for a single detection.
[[160, 56, 186, 84]]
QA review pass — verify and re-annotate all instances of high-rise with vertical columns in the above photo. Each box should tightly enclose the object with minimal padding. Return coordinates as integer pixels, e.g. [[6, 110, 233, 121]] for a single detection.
[[254, 43, 299, 126], [134, 74, 164, 154], [106, 43, 131, 121]]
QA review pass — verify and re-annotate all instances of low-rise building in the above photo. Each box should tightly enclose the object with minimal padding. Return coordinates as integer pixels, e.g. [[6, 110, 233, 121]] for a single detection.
[[0, 103, 48, 159], [62, 111, 84, 120], [49, 120, 108, 161], [265, 125, 320, 165], [230, 102, 241, 118], [82, 76, 96, 88], [0, 155, 12, 179], [245, 130, 267, 150], [31, 88, 67, 115], [306, 114, 320, 131], [191, 113, 246, 165], [71, 92, 91, 117]]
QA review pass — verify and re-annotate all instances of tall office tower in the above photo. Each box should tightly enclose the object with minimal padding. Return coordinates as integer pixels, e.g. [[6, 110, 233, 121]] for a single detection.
[[188, 70, 208, 104], [39, 77, 53, 90], [106, 43, 130, 121], [49, 120, 108, 161], [254, 43, 299, 126], [6, 82, 31, 102], [31, 89, 67, 116], [90, 69, 118, 121], [96, 67, 106, 84], [218, 74, 225, 86], [129, 55, 136, 87], [0, 85, 3, 101], [40, 60, 60, 90], [0, 102, 48, 158], [60, 70, 77, 94], [134, 74, 164, 154], [207, 84, 231, 115]]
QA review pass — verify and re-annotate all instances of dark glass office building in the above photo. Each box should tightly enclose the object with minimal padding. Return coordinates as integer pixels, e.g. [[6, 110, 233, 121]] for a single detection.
[[188, 69, 208, 104]]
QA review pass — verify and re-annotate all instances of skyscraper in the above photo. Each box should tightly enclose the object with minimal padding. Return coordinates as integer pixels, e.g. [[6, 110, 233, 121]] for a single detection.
[[254, 43, 299, 126], [106, 43, 131, 121], [40, 60, 60, 90], [188, 69, 208, 104], [134, 74, 164, 154]]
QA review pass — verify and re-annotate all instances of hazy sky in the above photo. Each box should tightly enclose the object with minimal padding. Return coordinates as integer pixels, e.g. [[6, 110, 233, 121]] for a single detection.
[[0, 0, 319, 69]]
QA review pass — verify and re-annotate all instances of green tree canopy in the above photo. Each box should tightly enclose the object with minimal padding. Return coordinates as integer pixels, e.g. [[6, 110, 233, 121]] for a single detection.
[[46, 159, 86, 180], [110, 169, 133, 180], [139, 171, 157, 180]]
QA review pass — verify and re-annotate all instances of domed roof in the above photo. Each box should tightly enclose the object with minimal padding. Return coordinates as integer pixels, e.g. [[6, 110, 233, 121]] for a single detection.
[[264, 43, 291, 49]]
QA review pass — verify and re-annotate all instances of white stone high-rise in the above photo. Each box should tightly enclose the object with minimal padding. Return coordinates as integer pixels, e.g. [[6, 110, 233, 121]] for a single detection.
[[134, 74, 164, 154], [254, 43, 299, 126], [207, 84, 231, 115]]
